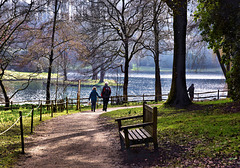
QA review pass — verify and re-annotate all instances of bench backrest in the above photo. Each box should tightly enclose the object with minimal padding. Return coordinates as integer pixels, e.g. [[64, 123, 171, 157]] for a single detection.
[[143, 102, 158, 138]]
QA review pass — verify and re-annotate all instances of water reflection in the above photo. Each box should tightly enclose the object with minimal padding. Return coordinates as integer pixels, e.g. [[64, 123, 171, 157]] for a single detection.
[[1, 72, 227, 103]]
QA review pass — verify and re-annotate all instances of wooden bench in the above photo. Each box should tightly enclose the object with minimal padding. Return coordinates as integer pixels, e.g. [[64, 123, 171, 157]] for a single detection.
[[115, 102, 158, 150]]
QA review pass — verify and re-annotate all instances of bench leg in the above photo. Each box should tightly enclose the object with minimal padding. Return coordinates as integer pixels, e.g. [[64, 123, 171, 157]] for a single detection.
[[154, 142, 158, 151], [124, 129, 130, 149], [126, 143, 130, 149], [120, 137, 125, 150]]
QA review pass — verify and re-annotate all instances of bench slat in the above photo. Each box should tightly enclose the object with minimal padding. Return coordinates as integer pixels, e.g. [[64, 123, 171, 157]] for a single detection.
[[131, 129, 143, 140], [140, 128, 152, 138], [120, 130, 134, 140], [116, 102, 158, 150], [129, 130, 138, 140], [135, 128, 148, 139]]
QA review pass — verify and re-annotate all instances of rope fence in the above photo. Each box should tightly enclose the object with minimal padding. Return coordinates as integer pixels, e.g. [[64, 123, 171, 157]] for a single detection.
[[0, 103, 42, 153], [0, 89, 230, 155], [0, 116, 21, 136]]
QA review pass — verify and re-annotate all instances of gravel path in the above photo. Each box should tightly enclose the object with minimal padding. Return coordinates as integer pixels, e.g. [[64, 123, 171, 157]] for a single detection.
[[14, 104, 240, 168], [14, 107, 141, 168]]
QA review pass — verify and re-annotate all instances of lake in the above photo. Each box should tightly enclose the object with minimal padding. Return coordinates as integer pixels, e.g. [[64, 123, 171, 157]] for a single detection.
[[1, 71, 227, 104]]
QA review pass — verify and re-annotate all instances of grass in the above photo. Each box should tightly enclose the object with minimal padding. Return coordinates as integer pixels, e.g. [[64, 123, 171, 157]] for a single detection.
[[3, 70, 59, 80], [101, 99, 240, 166], [0, 104, 92, 168], [1, 99, 239, 167], [2, 70, 120, 86], [0, 100, 161, 167], [63, 79, 121, 86]]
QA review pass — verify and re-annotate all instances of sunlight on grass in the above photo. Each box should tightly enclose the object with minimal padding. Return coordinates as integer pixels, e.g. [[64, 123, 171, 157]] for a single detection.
[[3, 70, 59, 80], [102, 99, 240, 163], [0, 105, 84, 167]]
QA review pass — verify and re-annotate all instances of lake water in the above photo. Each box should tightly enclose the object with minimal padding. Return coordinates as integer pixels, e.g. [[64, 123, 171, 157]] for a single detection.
[[1, 71, 227, 104]]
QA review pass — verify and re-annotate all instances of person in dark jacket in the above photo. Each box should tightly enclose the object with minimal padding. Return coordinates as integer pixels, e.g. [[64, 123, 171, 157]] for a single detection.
[[101, 82, 111, 111], [89, 86, 101, 112], [187, 84, 194, 101]]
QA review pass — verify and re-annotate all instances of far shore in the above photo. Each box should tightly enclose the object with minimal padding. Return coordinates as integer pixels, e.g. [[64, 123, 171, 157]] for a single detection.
[[2, 70, 121, 86]]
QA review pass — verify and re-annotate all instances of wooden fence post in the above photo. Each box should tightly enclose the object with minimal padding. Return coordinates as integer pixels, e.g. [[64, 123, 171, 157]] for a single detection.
[[40, 102, 42, 121], [19, 111, 24, 154], [217, 90, 220, 99], [143, 94, 145, 102], [51, 101, 53, 117], [31, 105, 34, 134], [66, 97, 68, 114], [71, 99, 73, 109], [47, 100, 50, 111], [11, 101, 13, 112], [55, 99, 58, 113], [77, 80, 81, 110]]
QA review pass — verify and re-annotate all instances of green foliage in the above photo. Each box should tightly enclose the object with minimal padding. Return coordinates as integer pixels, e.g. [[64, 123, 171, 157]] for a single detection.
[[102, 99, 240, 165], [227, 53, 240, 100], [195, 0, 240, 100], [131, 64, 139, 71]]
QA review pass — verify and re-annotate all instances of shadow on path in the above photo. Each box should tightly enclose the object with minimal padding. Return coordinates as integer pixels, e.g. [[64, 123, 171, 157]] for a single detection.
[[15, 105, 171, 168]]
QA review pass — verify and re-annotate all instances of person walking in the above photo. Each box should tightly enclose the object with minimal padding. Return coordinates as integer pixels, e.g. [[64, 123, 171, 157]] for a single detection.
[[101, 82, 111, 111], [89, 86, 101, 112], [187, 84, 194, 101]]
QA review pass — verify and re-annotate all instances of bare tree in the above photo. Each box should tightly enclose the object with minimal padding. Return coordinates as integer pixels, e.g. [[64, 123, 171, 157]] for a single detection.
[[27, 0, 85, 103], [73, 0, 120, 82], [0, 0, 40, 107], [141, 0, 173, 102], [93, 0, 149, 100]]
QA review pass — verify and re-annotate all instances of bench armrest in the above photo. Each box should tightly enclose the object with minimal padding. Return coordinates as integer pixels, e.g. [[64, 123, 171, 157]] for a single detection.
[[121, 122, 153, 130], [115, 115, 143, 122]]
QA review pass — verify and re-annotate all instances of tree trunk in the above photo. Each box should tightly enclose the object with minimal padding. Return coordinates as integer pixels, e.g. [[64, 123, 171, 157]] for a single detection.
[[216, 50, 230, 97], [63, 51, 68, 81], [92, 65, 98, 80], [0, 80, 10, 107], [46, 0, 58, 104], [123, 40, 129, 101], [153, 3, 162, 102], [165, 0, 191, 108], [100, 65, 105, 83], [154, 55, 162, 102], [216, 50, 227, 79], [123, 59, 129, 101], [63, 67, 67, 81], [46, 59, 53, 104]]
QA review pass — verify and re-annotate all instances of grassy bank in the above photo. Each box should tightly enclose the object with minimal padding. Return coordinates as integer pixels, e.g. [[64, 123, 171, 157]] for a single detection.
[[101, 99, 240, 167], [3, 70, 59, 80], [3, 70, 119, 86], [49, 79, 121, 87]]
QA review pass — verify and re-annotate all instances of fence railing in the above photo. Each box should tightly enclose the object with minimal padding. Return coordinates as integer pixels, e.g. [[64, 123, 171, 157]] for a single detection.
[[0, 100, 70, 154], [0, 89, 229, 155], [0, 89, 229, 108], [0, 103, 41, 154]]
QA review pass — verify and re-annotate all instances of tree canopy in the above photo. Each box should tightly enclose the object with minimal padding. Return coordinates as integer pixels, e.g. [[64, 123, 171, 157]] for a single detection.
[[195, 0, 240, 100]]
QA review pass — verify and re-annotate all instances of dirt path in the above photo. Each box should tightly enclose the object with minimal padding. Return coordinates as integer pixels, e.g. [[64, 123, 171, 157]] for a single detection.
[[14, 107, 141, 168]]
